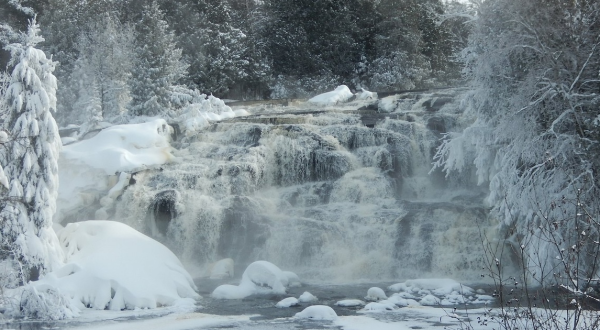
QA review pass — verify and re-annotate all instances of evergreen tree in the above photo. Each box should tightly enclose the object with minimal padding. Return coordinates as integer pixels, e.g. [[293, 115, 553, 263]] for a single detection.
[[129, 1, 187, 117], [0, 19, 63, 283], [195, 0, 249, 96]]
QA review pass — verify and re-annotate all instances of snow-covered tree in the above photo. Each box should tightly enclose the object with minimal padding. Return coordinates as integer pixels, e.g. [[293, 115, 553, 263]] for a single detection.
[[129, 1, 187, 117], [433, 0, 600, 285], [0, 19, 63, 283], [72, 14, 135, 123]]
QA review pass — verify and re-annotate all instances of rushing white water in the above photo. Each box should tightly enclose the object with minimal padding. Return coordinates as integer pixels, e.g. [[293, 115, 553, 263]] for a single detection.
[[113, 90, 495, 282]]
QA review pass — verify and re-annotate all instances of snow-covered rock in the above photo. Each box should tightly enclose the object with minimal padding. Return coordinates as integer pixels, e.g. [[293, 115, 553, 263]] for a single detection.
[[294, 305, 338, 320], [419, 294, 441, 306], [365, 287, 387, 301], [335, 299, 365, 307], [211, 284, 253, 300], [276, 297, 299, 308], [356, 88, 377, 100], [178, 95, 249, 136], [388, 279, 479, 306], [212, 261, 299, 299], [241, 261, 288, 294], [298, 291, 318, 303], [37, 221, 199, 311], [308, 85, 354, 105], [362, 300, 397, 312]]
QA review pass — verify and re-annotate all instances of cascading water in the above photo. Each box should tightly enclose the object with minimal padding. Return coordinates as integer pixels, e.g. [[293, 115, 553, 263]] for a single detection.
[[113, 89, 495, 282]]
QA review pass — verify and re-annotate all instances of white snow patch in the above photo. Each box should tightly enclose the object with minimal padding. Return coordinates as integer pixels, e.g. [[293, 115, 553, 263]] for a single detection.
[[308, 85, 354, 105], [37, 221, 199, 311], [335, 315, 411, 330], [275, 297, 299, 308], [62, 119, 173, 175], [298, 291, 318, 303], [335, 299, 365, 307], [294, 305, 338, 321], [362, 300, 397, 312]]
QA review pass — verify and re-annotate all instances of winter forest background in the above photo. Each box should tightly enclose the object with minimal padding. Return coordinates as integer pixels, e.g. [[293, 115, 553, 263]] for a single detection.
[[1, 0, 600, 324]]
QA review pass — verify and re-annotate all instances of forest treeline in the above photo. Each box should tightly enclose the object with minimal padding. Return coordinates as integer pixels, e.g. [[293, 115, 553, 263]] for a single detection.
[[0, 0, 469, 126]]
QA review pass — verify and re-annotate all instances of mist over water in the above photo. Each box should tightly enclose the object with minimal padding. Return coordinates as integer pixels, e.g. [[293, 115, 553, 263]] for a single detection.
[[114, 90, 494, 283]]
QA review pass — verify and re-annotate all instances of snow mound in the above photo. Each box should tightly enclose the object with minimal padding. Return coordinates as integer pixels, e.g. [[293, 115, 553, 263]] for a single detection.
[[38, 221, 199, 310], [294, 305, 338, 320], [299, 291, 318, 303], [335, 299, 365, 307], [419, 294, 441, 306], [362, 300, 397, 312], [386, 294, 421, 307], [308, 85, 354, 105], [178, 95, 249, 136], [209, 258, 234, 279], [211, 284, 253, 300], [388, 279, 483, 306], [276, 297, 299, 308], [62, 119, 173, 175], [212, 261, 298, 299], [365, 287, 387, 301]]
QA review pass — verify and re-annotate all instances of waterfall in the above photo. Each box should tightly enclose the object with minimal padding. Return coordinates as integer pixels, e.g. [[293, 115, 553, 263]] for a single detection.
[[113, 89, 494, 282]]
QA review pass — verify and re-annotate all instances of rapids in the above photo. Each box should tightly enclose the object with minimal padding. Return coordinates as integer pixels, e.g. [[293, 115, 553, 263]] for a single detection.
[[108, 88, 495, 282]]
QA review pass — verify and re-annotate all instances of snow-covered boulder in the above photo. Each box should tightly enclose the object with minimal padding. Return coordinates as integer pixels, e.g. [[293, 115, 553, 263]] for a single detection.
[[356, 88, 377, 100], [362, 300, 397, 312], [294, 305, 338, 320], [299, 291, 318, 303], [212, 261, 299, 299], [335, 299, 365, 307], [38, 221, 199, 310], [419, 294, 441, 306], [241, 261, 288, 294], [212, 284, 253, 300], [365, 287, 387, 301], [308, 85, 354, 105], [276, 297, 300, 308]]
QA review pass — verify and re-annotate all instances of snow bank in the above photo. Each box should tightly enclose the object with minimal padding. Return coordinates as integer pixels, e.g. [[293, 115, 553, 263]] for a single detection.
[[58, 119, 174, 221], [37, 221, 199, 311], [212, 261, 299, 299], [62, 119, 174, 175], [308, 85, 354, 105], [294, 305, 338, 320]]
